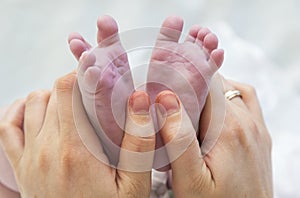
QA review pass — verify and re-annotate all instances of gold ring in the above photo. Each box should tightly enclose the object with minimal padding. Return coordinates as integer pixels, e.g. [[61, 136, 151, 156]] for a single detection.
[[225, 90, 242, 100]]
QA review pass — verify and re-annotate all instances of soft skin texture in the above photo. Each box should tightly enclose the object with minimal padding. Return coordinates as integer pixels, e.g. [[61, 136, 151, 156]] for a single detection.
[[68, 15, 224, 171], [0, 73, 273, 197], [146, 16, 224, 170], [0, 72, 155, 198], [155, 75, 273, 197], [74, 15, 135, 167], [0, 181, 20, 197]]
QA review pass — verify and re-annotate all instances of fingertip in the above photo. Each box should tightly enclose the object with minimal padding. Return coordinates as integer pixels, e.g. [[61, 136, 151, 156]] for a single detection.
[[129, 91, 151, 116], [125, 91, 154, 139], [155, 90, 181, 117], [118, 91, 155, 173]]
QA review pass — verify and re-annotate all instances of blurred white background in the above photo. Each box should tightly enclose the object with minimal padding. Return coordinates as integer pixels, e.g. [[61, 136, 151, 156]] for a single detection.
[[0, 0, 299, 197]]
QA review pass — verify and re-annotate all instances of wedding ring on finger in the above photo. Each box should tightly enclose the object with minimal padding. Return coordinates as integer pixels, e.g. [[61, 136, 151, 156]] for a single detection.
[[225, 90, 242, 101]]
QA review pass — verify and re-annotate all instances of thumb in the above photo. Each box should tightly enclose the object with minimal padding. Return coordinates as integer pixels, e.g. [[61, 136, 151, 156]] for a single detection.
[[117, 91, 155, 196], [155, 90, 212, 194]]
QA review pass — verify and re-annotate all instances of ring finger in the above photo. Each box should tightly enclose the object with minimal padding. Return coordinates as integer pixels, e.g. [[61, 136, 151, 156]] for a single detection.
[[221, 76, 246, 109]]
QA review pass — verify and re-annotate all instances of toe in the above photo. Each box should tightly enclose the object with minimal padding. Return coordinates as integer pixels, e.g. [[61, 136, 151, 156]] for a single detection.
[[78, 51, 96, 74], [68, 32, 92, 48], [83, 66, 102, 92], [68, 32, 84, 44], [97, 15, 119, 45], [69, 39, 88, 61], [185, 25, 201, 43], [195, 27, 211, 45], [208, 49, 224, 69], [68, 32, 92, 60], [158, 16, 184, 42], [203, 33, 219, 52]]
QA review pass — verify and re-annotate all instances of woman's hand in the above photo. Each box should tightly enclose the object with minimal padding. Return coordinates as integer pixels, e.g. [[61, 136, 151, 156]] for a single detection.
[[155, 75, 273, 197], [0, 72, 155, 197]]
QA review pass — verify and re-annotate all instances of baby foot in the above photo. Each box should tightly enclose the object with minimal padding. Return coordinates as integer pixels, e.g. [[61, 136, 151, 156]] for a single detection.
[[76, 15, 134, 166], [147, 16, 224, 168]]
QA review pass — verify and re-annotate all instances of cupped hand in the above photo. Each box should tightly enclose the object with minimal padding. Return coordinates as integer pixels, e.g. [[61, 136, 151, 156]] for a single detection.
[[0, 72, 156, 198], [154, 74, 273, 197]]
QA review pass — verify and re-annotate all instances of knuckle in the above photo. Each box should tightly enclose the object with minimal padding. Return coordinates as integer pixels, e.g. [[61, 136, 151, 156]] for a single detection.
[[55, 73, 76, 92], [248, 119, 259, 134], [59, 142, 82, 172], [27, 90, 50, 103], [245, 84, 257, 96], [124, 134, 155, 152], [37, 146, 52, 173], [225, 115, 248, 145], [0, 122, 11, 137], [122, 182, 143, 198], [226, 115, 243, 136], [188, 173, 208, 195]]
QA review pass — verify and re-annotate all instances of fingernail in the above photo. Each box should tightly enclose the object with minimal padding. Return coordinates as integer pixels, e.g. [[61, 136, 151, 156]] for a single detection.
[[129, 91, 150, 115], [157, 91, 180, 115]]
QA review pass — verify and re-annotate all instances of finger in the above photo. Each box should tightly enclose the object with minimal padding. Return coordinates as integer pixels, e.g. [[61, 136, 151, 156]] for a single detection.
[[40, 88, 59, 138], [221, 77, 246, 109], [199, 74, 227, 154], [155, 91, 212, 193], [0, 106, 9, 120], [24, 90, 50, 143], [55, 72, 77, 138], [228, 80, 264, 120], [0, 99, 25, 167], [72, 81, 111, 169], [117, 91, 155, 196]]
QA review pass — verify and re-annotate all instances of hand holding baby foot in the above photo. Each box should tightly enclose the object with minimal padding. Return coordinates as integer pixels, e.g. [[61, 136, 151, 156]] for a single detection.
[[0, 72, 155, 197], [148, 16, 224, 129], [155, 78, 272, 197]]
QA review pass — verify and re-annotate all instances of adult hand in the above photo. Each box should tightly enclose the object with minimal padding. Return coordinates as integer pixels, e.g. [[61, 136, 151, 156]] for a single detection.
[[0, 72, 155, 197], [154, 75, 273, 197]]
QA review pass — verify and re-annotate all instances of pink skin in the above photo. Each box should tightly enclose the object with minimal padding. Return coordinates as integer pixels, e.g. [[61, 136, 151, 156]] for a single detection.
[[146, 16, 224, 170], [73, 15, 134, 166], [68, 16, 224, 170], [0, 16, 224, 195], [0, 106, 20, 195]]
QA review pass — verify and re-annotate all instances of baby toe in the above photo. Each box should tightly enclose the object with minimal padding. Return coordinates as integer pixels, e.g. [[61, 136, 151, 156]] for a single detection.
[[208, 49, 224, 69], [78, 51, 96, 74], [196, 27, 211, 44], [83, 66, 102, 92], [185, 25, 201, 43], [203, 33, 219, 52], [69, 39, 88, 61]]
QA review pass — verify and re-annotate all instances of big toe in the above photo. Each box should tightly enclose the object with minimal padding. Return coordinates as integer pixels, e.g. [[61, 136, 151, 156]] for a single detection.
[[97, 15, 119, 45], [158, 16, 184, 42]]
